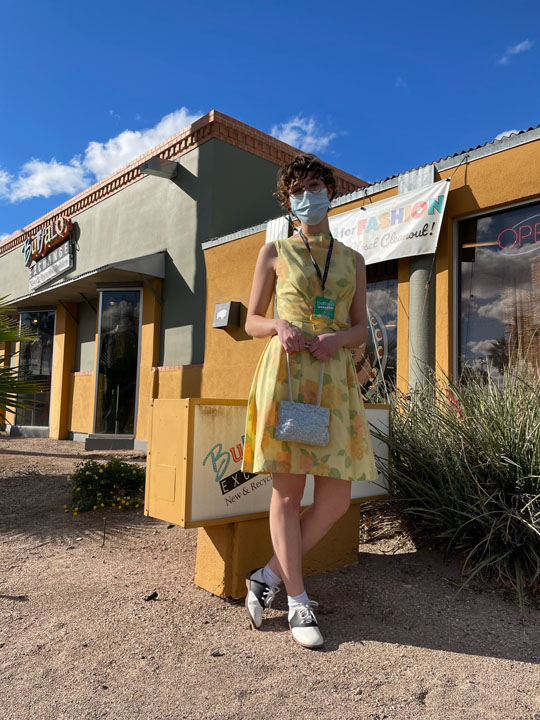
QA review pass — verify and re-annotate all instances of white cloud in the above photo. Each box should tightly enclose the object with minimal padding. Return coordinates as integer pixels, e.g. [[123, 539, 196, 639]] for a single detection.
[[0, 232, 10, 243], [494, 129, 519, 141], [84, 107, 201, 179], [8, 158, 90, 202], [477, 293, 511, 320], [461, 238, 512, 301], [395, 75, 408, 89], [270, 115, 337, 154], [498, 39, 533, 65], [0, 168, 12, 198], [475, 216, 495, 240], [366, 287, 397, 318], [0, 107, 202, 203], [468, 339, 499, 355]]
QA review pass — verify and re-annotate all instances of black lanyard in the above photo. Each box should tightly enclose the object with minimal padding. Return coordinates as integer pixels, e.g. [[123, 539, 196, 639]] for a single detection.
[[298, 228, 334, 294]]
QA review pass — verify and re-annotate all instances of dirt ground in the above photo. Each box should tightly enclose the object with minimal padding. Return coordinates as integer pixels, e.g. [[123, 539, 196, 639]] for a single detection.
[[1, 435, 540, 720]]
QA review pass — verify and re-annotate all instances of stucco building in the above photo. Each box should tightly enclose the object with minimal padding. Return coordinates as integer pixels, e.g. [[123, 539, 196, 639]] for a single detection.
[[2, 116, 539, 449], [0, 111, 363, 449]]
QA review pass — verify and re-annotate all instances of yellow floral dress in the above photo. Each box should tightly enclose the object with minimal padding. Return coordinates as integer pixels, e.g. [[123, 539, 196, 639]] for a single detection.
[[242, 233, 377, 483]]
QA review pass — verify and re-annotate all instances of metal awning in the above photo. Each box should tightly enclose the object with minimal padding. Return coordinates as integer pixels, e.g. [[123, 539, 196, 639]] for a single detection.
[[11, 251, 166, 308]]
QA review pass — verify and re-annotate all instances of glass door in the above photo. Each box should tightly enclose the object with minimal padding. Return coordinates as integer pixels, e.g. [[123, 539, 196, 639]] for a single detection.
[[15, 310, 55, 426], [94, 290, 141, 435]]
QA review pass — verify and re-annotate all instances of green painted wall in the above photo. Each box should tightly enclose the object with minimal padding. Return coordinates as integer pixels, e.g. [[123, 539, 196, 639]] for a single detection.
[[1, 245, 25, 301], [208, 139, 283, 237], [162, 139, 283, 365], [1, 138, 283, 369]]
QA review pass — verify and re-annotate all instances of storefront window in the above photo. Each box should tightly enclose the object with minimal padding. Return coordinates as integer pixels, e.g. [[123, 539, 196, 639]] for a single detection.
[[15, 310, 55, 426], [354, 260, 398, 399], [95, 290, 140, 435], [459, 202, 540, 377]]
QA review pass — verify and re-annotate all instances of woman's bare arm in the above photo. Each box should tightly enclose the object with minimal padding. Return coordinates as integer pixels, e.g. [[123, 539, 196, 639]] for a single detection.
[[340, 251, 368, 349], [245, 242, 307, 353]]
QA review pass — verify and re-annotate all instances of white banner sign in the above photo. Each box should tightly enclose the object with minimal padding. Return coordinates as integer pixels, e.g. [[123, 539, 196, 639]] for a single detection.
[[329, 179, 450, 265]]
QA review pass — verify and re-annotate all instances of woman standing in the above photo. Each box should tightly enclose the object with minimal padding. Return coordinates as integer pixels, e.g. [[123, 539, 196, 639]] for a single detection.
[[242, 154, 377, 648]]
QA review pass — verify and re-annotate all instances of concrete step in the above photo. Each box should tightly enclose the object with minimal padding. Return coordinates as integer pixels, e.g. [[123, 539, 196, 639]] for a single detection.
[[84, 434, 135, 450]]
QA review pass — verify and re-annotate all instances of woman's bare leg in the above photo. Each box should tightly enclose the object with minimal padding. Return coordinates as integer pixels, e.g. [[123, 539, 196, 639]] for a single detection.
[[267, 475, 351, 583], [268, 472, 306, 597]]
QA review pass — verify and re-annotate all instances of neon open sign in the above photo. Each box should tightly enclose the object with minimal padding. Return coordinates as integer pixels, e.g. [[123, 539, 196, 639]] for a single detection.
[[497, 212, 540, 255]]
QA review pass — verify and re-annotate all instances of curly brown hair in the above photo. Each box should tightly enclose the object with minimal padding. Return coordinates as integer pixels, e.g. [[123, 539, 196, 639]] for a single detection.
[[276, 154, 337, 210]]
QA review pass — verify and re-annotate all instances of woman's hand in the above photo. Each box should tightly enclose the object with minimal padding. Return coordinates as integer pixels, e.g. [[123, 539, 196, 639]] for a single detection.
[[276, 319, 307, 353], [308, 333, 343, 362]]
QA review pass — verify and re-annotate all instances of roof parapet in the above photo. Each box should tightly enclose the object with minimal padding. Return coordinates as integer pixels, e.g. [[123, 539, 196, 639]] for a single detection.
[[0, 110, 366, 258]]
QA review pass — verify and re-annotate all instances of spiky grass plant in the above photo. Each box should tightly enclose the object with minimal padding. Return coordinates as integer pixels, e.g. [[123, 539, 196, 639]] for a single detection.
[[372, 366, 540, 612]]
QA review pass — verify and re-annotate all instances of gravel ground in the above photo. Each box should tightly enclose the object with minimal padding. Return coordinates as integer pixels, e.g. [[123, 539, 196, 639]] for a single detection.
[[1, 435, 540, 720]]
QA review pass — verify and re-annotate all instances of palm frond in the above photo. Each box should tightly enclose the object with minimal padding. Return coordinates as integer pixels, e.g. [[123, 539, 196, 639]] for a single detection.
[[0, 296, 47, 420]]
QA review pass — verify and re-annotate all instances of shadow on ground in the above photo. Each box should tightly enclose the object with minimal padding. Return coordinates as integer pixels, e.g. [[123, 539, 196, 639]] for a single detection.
[[2, 435, 540, 672], [250, 549, 540, 666], [0, 436, 157, 545]]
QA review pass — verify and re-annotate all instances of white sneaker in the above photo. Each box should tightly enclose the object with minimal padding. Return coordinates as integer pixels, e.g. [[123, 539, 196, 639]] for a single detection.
[[288, 600, 324, 648], [245, 568, 280, 630]]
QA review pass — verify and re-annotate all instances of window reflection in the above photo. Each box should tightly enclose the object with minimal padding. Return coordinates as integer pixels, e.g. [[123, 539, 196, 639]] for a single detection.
[[354, 260, 398, 400], [95, 291, 140, 435], [16, 310, 55, 427], [459, 203, 540, 377]]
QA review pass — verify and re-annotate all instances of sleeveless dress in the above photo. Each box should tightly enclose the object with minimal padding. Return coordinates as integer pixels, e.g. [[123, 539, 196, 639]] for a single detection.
[[242, 233, 377, 483]]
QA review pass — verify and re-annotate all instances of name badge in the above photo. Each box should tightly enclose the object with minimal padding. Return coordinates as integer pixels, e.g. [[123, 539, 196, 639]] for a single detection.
[[314, 296, 336, 320]]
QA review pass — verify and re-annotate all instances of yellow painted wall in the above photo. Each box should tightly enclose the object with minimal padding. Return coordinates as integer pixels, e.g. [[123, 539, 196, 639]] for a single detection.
[[68, 373, 94, 433], [62, 279, 164, 440], [328, 186, 399, 216], [12, 137, 539, 440], [0, 341, 9, 366], [200, 230, 271, 399], [201, 195, 407, 399], [49, 303, 78, 439], [135, 279, 162, 443], [396, 258, 410, 393], [0, 341, 10, 425], [200, 137, 540, 395], [4, 339, 18, 427], [434, 215, 454, 382], [154, 365, 203, 399], [434, 138, 540, 381]]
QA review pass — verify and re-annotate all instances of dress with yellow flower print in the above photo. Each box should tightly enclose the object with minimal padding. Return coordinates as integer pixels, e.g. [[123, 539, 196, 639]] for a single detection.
[[242, 233, 377, 483]]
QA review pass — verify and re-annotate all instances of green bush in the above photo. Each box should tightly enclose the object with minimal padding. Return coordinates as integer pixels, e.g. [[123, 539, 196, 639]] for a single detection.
[[67, 458, 145, 515], [372, 366, 540, 612]]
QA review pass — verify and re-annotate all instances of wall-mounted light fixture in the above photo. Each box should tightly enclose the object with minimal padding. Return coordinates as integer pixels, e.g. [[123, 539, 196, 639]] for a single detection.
[[212, 301, 241, 330], [139, 156, 180, 179]]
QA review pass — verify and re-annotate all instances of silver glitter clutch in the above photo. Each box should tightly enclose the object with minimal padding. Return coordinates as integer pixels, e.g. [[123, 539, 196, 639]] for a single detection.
[[275, 353, 330, 447]]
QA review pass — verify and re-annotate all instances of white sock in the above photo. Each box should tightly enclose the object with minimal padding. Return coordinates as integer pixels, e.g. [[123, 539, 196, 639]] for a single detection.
[[288, 591, 309, 612], [262, 564, 282, 588]]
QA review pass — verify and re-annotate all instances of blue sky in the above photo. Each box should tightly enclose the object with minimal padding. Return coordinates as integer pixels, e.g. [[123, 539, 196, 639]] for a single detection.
[[1, 0, 538, 240]]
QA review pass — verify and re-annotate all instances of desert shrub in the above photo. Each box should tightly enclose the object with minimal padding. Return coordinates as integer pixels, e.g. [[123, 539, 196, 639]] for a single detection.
[[67, 458, 145, 515], [372, 366, 540, 612]]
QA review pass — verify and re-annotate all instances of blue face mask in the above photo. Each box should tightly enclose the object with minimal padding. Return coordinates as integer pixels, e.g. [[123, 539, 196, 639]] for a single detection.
[[290, 188, 330, 225]]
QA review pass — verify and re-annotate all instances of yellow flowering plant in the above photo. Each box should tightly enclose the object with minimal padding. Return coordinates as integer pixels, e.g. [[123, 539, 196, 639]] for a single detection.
[[67, 458, 145, 514]]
